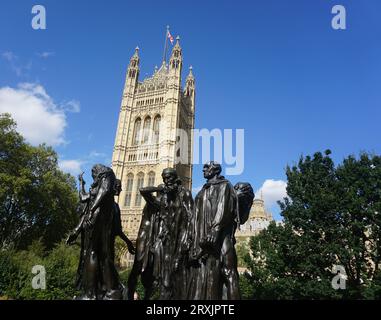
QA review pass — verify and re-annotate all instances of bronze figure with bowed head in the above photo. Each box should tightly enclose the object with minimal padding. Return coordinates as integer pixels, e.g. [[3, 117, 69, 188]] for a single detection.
[[127, 168, 193, 300], [110, 179, 135, 263], [66, 164, 124, 300], [188, 161, 254, 300]]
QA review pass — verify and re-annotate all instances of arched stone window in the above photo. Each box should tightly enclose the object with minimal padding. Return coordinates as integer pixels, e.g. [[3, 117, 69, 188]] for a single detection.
[[135, 172, 144, 206], [142, 116, 151, 144], [129, 69, 136, 78], [148, 171, 155, 187], [124, 173, 134, 207], [132, 118, 141, 145], [153, 115, 161, 144]]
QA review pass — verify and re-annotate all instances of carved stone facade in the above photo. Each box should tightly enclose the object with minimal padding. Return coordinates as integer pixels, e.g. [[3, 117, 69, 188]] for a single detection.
[[235, 197, 274, 273], [112, 38, 195, 243], [235, 197, 274, 241]]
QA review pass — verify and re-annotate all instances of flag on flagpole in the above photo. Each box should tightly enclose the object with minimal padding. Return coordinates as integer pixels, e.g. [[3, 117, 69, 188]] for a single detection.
[[167, 30, 174, 45]]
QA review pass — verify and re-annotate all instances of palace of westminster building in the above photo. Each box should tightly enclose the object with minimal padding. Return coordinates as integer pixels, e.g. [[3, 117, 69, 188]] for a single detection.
[[111, 36, 272, 265]]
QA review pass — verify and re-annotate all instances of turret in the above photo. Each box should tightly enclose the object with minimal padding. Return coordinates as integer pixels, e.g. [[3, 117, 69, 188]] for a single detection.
[[169, 36, 182, 77], [124, 46, 140, 94], [184, 66, 195, 98]]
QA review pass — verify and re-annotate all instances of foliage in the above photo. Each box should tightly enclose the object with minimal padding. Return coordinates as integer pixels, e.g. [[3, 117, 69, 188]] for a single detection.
[[0, 240, 152, 300], [119, 268, 145, 299], [236, 240, 250, 268], [239, 272, 255, 300], [0, 249, 19, 298], [0, 240, 80, 300], [0, 113, 79, 250], [244, 151, 381, 299], [114, 237, 128, 269]]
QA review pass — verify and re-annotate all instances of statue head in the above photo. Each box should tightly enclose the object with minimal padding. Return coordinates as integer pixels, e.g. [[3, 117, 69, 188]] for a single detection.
[[91, 165, 99, 180], [161, 168, 178, 189], [203, 161, 222, 180], [234, 182, 254, 225], [234, 182, 254, 196], [91, 164, 115, 186], [114, 179, 122, 196]]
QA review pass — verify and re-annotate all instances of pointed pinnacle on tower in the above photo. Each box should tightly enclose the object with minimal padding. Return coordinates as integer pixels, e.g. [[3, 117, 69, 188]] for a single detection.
[[187, 65, 194, 78], [175, 35, 181, 48], [133, 46, 139, 57], [170, 36, 182, 59]]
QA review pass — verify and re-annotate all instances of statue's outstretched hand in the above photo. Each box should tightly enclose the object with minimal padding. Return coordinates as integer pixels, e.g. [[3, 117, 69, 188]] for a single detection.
[[78, 172, 85, 185]]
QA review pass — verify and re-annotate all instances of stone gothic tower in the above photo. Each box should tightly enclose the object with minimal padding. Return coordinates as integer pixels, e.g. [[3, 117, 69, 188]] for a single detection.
[[112, 37, 195, 240]]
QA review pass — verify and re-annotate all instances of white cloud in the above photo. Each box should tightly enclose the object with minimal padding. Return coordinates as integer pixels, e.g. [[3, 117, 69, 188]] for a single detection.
[[192, 185, 202, 195], [63, 100, 80, 113], [104, 158, 112, 167], [59, 160, 84, 176], [89, 151, 106, 158], [0, 83, 79, 146], [2, 51, 16, 61], [58, 151, 110, 177], [256, 179, 288, 209], [1, 51, 32, 77], [37, 52, 55, 59]]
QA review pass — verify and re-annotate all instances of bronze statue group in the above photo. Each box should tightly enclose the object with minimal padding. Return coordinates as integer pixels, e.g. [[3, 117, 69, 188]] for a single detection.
[[67, 161, 254, 300]]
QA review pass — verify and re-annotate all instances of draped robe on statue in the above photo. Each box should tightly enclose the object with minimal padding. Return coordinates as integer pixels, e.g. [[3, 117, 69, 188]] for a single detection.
[[152, 186, 193, 299], [131, 185, 193, 300], [188, 177, 240, 300], [75, 166, 123, 300]]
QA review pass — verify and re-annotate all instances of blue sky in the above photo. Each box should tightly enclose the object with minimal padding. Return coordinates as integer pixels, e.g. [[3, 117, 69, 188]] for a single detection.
[[1, 0, 380, 219]]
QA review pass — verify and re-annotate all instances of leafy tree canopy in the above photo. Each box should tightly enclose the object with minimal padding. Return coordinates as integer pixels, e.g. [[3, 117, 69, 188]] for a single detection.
[[0, 113, 78, 250], [244, 150, 381, 299]]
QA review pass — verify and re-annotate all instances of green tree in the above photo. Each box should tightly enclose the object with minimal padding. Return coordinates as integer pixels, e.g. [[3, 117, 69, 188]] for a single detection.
[[0, 113, 78, 250], [4, 240, 45, 299], [0, 240, 80, 300], [236, 240, 250, 268], [119, 268, 146, 299], [244, 151, 381, 299], [114, 237, 128, 269], [0, 249, 19, 298]]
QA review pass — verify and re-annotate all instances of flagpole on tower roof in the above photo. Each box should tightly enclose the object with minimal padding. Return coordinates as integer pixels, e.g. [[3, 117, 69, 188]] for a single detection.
[[162, 25, 169, 65]]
